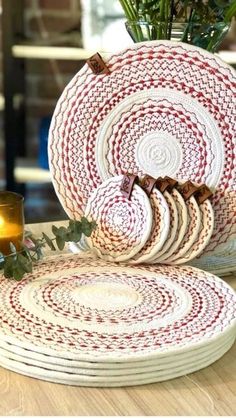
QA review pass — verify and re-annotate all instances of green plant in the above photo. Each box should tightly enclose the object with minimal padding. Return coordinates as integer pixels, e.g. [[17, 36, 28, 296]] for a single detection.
[[0, 218, 96, 281], [120, 0, 236, 48], [119, 0, 236, 24]]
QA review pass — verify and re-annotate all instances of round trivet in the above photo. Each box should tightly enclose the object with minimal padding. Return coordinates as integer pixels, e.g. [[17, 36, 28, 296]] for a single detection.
[[84, 176, 153, 261], [0, 255, 235, 363], [129, 187, 170, 264], [48, 40, 236, 259], [163, 196, 202, 264], [152, 188, 188, 263], [173, 199, 215, 264]]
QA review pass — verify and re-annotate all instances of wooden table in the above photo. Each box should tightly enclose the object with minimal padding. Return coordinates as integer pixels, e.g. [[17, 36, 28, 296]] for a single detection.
[[0, 221, 235, 416]]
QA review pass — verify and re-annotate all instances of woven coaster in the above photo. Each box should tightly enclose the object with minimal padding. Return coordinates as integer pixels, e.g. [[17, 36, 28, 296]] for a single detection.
[[130, 187, 170, 264], [174, 199, 215, 264], [149, 190, 178, 263], [84, 175, 153, 261], [163, 196, 202, 264], [153, 188, 188, 262]]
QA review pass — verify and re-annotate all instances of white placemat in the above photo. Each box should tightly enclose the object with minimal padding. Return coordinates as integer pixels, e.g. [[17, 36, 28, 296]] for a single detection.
[[0, 255, 235, 362]]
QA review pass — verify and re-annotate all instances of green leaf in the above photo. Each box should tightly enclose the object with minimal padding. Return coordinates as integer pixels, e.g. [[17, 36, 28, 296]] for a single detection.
[[21, 246, 37, 263], [59, 226, 70, 236], [66, 221, 81, 241], [12, 262, 27, 281], [80, 216, 90, 226], [52, 225, 72, 246], [21, 244, 32, 255], [52, 226, 68, 238], [42, 233, 56, 251], [9, 242, 17, 254], [82, 226, 92, 237], [51, 225, 59, 235], [69, 220, 82, 234], [80, 218, 97, 237], [17, 254, 33, 274], [70, 231, 82, 243], [35, 246, 43, 261], [55, 235, 65, 251], [224, 2, 236, 21], [69, 219, 76, 229], [3, 257, 14, 278]]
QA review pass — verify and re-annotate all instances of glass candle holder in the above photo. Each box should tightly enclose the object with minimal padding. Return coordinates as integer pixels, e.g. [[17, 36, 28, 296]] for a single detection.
[[0, 191, 25, 255]]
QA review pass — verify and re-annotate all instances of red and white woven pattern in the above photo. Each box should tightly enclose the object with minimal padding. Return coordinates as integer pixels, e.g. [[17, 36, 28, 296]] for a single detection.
[[48, 41, 236, 256], [164, 196, 201, 263], [84, 176, 153, 261], [97, 99, 217, 182], [0, 334, 233, 386], [130, 187, 170, 263], [0, 255, 235, 361], [174, 199, 215, 264], [149, 190, 178, 261], [153, 188, 188, 262]]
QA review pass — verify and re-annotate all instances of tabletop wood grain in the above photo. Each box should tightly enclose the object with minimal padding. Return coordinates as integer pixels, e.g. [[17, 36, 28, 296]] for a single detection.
[[0, 221, 235, 416]]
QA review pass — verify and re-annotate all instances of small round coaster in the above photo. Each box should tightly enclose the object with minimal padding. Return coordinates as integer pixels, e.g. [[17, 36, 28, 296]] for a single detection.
[[84, 176, 153, 261], [174, 199, 215, 264], [130, 188, 170, 264], [149, 190, 178, 263], [153, 188, 188, 262], [164, 195, 202, 264]]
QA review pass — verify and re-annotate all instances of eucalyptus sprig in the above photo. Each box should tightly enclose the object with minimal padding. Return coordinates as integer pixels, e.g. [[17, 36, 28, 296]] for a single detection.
[[0, 218, 96, 281]]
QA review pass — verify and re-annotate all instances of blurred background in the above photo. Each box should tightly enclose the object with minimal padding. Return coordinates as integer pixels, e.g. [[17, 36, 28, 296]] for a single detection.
[[0, 0, 235, 223]]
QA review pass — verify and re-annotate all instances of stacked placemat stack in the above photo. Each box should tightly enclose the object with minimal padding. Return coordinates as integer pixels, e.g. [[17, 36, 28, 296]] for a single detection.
[[0, 256, 235, 386]]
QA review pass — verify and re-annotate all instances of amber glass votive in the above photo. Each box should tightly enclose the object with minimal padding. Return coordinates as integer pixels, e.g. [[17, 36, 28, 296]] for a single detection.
[[0, 191, 24, 255]]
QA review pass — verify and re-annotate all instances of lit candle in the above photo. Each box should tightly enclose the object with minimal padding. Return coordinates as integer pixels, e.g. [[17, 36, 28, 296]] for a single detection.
[[0, 192, 24, 255]]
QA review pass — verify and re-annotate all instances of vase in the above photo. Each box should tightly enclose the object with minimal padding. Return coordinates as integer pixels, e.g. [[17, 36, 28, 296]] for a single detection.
[[125, 20, 229, 52]]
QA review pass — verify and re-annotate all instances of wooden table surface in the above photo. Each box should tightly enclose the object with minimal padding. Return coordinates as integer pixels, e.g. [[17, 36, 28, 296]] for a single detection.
[[0, 221, 235, 416]]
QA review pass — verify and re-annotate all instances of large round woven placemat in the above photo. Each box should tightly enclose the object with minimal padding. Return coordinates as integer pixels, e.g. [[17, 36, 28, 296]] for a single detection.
[[0, 255, 235, 363], [0, 328, 233, 371], [0, 334, 234, 386], [48, 40, 236, 256]]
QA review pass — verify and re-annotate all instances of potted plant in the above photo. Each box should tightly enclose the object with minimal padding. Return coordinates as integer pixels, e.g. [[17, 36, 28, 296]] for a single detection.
[[119, 0, 236, 52]]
